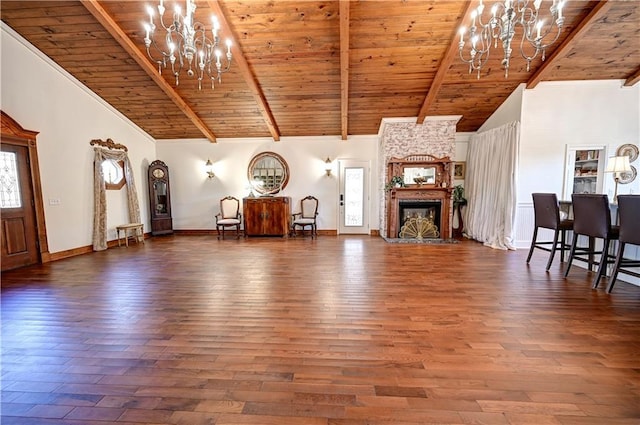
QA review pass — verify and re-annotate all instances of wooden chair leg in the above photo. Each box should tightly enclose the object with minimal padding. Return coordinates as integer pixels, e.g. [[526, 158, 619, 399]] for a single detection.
[[593, 238, 611, 289], [607, 242, 626, 293], [546, 230, 560, 271], [526, 227, 538, 263], [564, 233, 579, 278]]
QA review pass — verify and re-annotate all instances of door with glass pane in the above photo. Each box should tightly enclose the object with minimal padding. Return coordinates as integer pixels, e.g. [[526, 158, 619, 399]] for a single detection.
[[338, 160, 370, 234], [1, 144, 39, 271]]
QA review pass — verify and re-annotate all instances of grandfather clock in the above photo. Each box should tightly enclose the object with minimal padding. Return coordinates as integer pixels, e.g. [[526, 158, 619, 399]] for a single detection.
[[148, 160, 173, 235]]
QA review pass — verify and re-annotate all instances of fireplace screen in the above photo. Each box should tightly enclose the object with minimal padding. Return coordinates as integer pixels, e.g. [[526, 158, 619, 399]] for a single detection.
[[398, 200, 441, 239]]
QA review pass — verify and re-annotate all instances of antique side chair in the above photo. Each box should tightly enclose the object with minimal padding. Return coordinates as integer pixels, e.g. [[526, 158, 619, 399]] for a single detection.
[[215, 196, 242, 240], [291, 196, 319, 238]]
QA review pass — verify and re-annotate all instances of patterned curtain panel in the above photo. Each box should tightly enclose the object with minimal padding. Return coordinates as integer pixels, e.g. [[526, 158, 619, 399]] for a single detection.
[[92, 147, 141, 251]]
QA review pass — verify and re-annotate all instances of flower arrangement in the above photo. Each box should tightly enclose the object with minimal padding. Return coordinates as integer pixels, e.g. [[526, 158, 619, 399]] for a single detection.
[[385, 175, 406, 191]]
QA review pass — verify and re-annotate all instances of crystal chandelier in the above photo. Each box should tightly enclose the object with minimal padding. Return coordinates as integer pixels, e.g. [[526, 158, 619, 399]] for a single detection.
[[458, 0, 565, 78], [143, 0, 232, 89]]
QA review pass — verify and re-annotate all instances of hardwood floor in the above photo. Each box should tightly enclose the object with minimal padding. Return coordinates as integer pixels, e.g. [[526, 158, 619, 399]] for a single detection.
[[2, 236, 639, 425]]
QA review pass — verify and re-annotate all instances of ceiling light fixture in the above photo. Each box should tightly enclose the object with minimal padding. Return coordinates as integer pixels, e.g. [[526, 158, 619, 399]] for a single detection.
[[458, 0, 565, 78], [143, 0, 232, 89]]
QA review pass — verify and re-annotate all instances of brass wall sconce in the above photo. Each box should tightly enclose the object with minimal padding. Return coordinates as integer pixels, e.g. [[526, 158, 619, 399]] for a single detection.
[[205, 159, 215, 179], [325, 157, 332, 176]]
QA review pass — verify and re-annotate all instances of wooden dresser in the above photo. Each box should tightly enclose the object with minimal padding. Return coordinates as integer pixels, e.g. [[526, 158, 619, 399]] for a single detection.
[[243, 196, 291, 237]]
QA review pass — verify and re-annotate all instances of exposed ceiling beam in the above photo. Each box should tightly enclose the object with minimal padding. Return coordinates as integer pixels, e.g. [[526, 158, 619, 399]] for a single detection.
[[416, 1, 473, 124], [207, 0, 280, 141], [527, 1, 613, 89], [80, 0, 218, 142], [624, 66, 640, 87], [339, 0, 350, 141]]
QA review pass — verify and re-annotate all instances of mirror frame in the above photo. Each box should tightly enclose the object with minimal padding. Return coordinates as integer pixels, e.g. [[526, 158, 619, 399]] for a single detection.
[[247, 151, 290, 195]]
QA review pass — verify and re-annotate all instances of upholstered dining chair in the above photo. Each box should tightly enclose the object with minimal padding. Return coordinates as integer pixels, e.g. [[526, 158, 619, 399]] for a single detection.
[[291, 196, 319, 238], [215, 196, 241, 240], [564, 193, 619, 289], [606, 195, 640, 293], [526, 193, 574, 271]]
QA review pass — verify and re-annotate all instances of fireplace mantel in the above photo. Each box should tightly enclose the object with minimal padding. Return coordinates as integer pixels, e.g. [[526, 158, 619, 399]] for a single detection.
[[386, 155, 453, 239]]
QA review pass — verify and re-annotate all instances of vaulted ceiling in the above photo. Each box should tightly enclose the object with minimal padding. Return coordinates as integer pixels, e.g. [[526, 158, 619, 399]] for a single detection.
[[2, 1, 639, 142]]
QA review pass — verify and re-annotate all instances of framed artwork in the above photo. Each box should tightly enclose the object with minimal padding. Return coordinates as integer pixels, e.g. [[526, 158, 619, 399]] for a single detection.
[[454, 162, 466, 180]]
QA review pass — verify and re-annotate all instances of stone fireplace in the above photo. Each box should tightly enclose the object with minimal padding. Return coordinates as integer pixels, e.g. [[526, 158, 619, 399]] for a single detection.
[[377, 117, 460, 238]]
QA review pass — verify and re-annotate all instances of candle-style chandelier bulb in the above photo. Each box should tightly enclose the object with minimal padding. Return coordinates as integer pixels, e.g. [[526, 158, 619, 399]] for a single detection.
[[458, 0, 565, 79], [143, 0, 233, 89]]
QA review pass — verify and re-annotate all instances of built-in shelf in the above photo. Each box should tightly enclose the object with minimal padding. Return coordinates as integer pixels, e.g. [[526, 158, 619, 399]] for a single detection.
[[565, 147, 606, 197]]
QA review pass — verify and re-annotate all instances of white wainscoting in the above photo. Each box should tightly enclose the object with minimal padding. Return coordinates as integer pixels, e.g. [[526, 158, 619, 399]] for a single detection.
[[515, 202, 534, 249]]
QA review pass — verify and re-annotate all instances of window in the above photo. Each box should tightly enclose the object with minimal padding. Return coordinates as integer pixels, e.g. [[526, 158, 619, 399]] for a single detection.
[[101, 159, 125, 190], [0, 151, 22, 208]]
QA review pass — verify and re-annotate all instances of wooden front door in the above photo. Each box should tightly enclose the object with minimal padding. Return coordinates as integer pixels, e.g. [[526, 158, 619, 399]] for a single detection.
[[1, 143, 39, 270]]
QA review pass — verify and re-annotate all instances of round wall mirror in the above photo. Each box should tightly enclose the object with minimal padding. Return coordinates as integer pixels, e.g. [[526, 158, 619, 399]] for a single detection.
[[247, 152, 290, 195]]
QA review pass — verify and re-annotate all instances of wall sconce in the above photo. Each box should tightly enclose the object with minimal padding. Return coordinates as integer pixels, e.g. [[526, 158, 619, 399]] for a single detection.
[[325, 157, 332, 176], [605, 155, 631, 203], [205, 159, 215, 179]]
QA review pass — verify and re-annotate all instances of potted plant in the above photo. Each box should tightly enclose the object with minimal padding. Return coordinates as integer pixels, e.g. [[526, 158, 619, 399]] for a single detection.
[[453, 184, 467, 205], [385, 175, 406, 191]]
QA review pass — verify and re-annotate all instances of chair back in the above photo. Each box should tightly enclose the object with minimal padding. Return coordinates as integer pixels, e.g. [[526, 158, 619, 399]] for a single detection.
[[571, 193, 612, 238], [220, 196, 240, 219], [617, 195, 640, 245], [532, 193, 561, 230], [300, 196, 318, 219]]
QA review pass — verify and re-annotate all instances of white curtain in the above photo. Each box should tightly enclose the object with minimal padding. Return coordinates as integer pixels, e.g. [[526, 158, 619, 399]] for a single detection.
[[92, 147, 141, 251], [464, 121, 519, 250]]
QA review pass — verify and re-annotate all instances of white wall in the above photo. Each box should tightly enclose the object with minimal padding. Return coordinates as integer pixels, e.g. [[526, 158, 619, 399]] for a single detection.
[[156, 135, 379, 231], [520, 80, 639, 204], [479, 84, 525, 132], [1, 24, 156, 253], [454, 132, 473, 181], [515, 80, 640, 248]]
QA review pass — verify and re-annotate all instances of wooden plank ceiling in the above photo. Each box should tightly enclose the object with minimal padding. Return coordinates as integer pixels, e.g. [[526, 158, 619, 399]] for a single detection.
[[2, 1, 639, 142]]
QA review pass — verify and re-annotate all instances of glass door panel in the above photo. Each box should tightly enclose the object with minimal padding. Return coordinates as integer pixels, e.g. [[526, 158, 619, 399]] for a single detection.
[[339, 160, 369, 234]]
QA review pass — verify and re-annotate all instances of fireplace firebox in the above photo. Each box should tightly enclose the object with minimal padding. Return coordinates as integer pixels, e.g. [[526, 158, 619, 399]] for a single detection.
[[398, 200, 441, 238]]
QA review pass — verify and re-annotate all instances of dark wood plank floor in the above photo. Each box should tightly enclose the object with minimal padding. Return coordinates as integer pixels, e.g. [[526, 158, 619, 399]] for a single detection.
[[2, 236, 639, 425]]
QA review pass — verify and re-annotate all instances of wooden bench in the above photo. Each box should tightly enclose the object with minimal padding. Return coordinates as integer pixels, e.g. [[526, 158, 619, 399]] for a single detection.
[[116, 223, 144, 247]]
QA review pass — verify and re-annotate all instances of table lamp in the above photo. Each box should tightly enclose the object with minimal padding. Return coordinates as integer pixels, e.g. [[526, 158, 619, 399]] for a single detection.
[[605, 155, 631, 203]]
